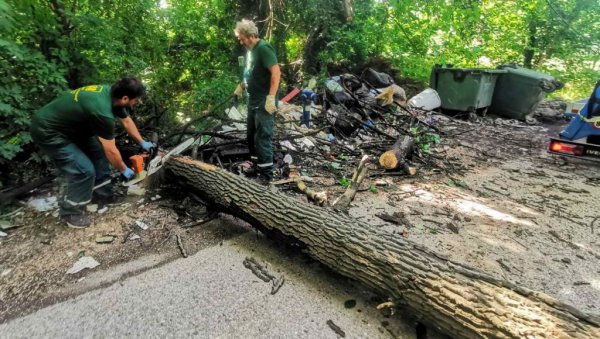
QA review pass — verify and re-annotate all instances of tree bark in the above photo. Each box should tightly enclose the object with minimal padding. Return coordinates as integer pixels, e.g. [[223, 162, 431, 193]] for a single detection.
[[166, 156, 600, 338]]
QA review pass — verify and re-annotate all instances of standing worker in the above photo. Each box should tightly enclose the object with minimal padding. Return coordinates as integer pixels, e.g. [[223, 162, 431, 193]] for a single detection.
[[233, 19, 281, 184], [30, 77, 155, 229]]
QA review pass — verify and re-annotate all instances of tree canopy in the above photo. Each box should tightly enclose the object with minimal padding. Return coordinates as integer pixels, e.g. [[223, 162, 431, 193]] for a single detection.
[[1, 0, 598, 164]]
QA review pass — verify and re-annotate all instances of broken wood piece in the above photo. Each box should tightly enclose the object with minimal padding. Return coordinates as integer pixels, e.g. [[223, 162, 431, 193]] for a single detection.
[[326, 319, 346, 337], [176, 234, 188, 258], [271, 275, 285, 295], [376, 212, 408, 226], [166, 157, 600, 338], [273, 177, 327, 206], [378, 135, 416, 175], [332, 155, 370, 211], [243, 257, 275, 282]]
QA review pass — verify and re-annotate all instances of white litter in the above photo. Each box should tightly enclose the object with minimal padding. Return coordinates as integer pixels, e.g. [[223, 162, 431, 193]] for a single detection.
[[280, 140, 297, 151], [66, 256, 100, 274], [283, 154, 293, 164], [127, 185, 146, 196], [0, 231, 7, 237], [26, 196, 58, 212], [135, 220, 149, 230], [86, 204, 98, 213], [150, 195, 162, 201], [129, 234, 141, 240], [98, 207, 108, 214]]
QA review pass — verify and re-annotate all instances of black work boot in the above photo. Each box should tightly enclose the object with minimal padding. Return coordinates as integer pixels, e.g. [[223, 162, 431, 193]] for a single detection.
[[92, 194, 124, 208], [61, 214, 91, 229]]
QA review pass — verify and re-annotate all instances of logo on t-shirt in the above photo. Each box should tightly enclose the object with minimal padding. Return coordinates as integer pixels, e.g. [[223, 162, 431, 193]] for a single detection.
[[71, 85, 103, 102]]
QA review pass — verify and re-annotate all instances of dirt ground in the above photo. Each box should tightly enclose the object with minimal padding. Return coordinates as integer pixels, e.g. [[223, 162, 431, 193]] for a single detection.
[[1, 114, 599, 332]]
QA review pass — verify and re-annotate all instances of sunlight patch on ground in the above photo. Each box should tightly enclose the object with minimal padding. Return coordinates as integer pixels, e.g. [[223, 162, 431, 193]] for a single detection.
[[397, 184, 536, 227], [453, 199, 535, 227]]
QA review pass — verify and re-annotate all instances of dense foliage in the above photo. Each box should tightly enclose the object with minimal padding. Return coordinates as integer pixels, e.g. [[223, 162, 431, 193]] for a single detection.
[[0, 0, 598, 185]]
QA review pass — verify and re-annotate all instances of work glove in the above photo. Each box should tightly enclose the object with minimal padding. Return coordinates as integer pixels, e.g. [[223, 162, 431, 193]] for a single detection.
[[265, 95, 277, 114], [233, 84, 244, 98], [140, 140, 156, 152], [121, 167, 135, 180]]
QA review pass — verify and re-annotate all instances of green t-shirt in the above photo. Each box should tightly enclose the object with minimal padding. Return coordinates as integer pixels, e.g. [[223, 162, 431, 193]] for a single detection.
[[31, 84, 116, 144], [245, 39, 278, 104]]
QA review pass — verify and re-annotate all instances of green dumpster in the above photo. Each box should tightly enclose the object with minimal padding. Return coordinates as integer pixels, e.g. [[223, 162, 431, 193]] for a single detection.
[[489, 65, 563, 120], [429, 65, 506, 113]]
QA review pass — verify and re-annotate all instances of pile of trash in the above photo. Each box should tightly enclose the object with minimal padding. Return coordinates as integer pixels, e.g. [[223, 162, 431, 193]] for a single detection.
[[194, 68, 447, 183]]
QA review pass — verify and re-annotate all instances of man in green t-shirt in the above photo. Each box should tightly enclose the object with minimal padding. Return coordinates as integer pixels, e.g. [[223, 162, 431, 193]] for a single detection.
[[233, 19, 281, 184], [30, 77, 155, 229]]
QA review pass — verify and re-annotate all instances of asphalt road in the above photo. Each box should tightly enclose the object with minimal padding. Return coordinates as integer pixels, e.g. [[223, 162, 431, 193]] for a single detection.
[[1, 232, 418, 338]]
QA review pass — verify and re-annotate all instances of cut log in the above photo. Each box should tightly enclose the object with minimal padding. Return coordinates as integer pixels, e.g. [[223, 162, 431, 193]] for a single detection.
[[379, 135, 416, 175], [166, 156, 600, 338]]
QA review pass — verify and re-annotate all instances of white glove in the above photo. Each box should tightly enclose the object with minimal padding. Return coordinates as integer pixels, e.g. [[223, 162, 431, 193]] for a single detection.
[[265, 95, 277, 114], [233, 84, 244, 98]]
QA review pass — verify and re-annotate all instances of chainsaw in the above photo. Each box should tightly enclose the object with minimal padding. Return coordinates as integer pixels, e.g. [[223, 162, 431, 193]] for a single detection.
[[123, 137, 196, 186]]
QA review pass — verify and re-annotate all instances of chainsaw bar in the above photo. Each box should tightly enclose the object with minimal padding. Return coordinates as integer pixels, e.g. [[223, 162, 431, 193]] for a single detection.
[[147, 137, 195, 175], [123, 137, 196, 186]]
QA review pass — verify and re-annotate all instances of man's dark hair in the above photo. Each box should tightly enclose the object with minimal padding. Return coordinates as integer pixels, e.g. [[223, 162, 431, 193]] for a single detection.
[[110, 77, 145, 99]]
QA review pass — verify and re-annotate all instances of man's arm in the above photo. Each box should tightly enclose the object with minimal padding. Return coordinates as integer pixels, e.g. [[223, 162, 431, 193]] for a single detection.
[[118, 116, 144, 145], [98, 137, 127, 172], [268, 64, 281, 96]]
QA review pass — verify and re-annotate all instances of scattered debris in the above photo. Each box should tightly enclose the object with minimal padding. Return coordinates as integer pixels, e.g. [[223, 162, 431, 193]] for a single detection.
[[86, 204, 98, 213], [176, 234, 187, 258], [242, 257, 286, 295], [376, 212, 409, 226], [97, 206, 108, 214], [0, 231, 7, 237], [0, 220, 19, 231], [326, 319, 346, 337], [243, 257, 275, 282], [135, 220, 149, 230], [127, 185, 146, 196], [26, 196, 57, 212], [445, 221, 460, 234], [95, 235, 115, 244], [66, 256, 100, 274], [270, 275, 285, 295]]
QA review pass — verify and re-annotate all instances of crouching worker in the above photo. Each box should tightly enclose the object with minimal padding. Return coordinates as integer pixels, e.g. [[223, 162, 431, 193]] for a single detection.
[[30, 77, 155, 229]]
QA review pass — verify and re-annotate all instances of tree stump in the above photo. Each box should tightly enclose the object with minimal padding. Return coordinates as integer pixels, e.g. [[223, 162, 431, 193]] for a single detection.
[[166, 156, 600, 338]]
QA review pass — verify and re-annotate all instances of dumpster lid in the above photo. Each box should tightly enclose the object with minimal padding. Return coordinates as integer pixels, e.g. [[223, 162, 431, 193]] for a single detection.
[[496, 64, 555, 80], [435, 67, 507, 74]]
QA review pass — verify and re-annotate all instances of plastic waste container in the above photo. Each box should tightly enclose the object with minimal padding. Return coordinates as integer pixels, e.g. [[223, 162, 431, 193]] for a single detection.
[[429, 65, 506, 113], [489, 65, 563, 120]]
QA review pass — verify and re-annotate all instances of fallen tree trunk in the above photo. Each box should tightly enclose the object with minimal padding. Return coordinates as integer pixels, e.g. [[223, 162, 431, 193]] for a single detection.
[[166, 156, 600, 338], [379, 135, 416, 175]]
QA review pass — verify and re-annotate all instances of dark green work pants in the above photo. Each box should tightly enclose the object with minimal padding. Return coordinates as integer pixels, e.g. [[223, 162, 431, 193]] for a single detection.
[[33, 136, 113, 216], [247, 99, 275, 180]]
